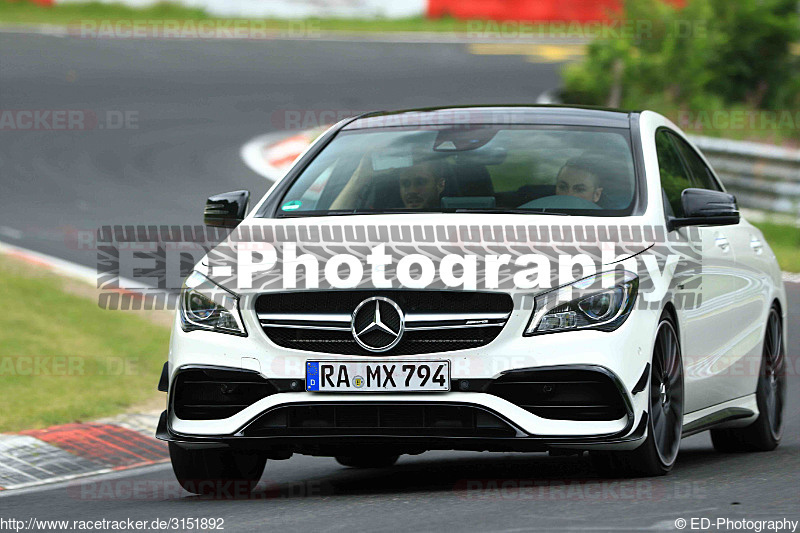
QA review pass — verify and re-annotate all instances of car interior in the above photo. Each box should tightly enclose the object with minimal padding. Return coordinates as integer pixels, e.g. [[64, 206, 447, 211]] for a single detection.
[[285, 127, 636, 214], [332, 160, 632, 212]]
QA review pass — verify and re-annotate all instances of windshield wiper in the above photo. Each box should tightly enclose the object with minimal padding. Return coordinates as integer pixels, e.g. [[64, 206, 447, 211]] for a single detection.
[[277, 210, 354, 218], [278, 208, 572, 217], [277, 209, 427, 218], [453, 208, 569, 216]]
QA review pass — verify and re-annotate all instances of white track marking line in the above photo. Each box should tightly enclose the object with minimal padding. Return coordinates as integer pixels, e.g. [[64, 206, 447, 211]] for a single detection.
[[0, 239, 141, 288], [1, 468, 116, 491], [783, 272, 800, 284], [0, 226, 22, 240], [0, 463, 171, 498]]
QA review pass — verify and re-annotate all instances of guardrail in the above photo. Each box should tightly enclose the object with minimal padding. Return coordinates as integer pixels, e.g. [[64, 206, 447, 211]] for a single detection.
[[689, 135, 800, 217]]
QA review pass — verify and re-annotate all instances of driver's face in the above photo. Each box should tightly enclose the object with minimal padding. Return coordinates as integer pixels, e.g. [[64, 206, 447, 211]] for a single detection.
[[400, 165, 444, 209], [556, 167, 603, 203]]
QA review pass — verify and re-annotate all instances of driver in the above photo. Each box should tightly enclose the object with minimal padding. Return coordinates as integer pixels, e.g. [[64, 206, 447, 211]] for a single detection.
[[331, 154, 445, 210], [555, 156, 605, 204], [399, 162, 445, 209]]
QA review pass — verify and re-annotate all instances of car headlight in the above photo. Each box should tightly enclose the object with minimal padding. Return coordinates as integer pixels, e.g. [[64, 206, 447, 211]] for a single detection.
[[180, 271, 247, 336], [524, 270, 638, 336]]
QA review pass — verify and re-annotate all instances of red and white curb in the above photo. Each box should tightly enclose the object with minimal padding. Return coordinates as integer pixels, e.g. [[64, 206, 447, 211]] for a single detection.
[[240, 127, 327, 182], [0, 414, 167, 491]]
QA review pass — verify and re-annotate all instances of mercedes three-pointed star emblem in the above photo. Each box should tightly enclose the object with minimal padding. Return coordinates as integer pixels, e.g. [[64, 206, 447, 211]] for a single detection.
[[351, 297, 405, 352]]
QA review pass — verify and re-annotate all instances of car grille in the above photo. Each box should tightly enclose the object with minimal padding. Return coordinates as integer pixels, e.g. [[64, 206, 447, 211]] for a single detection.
[[242, 403, 517, 437], [255, 290, 513, 355], [486, 368, 629, 421]]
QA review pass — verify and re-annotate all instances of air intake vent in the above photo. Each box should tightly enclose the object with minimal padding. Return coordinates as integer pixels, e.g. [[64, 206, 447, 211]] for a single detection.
[[243, 403, 516, 437], [486, 369, 628, 421], [172, 368, 277, 420]]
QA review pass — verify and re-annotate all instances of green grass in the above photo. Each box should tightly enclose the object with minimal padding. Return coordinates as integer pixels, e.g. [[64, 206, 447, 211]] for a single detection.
[[0, 0, 210, 24], [752, 221, 800, 273], [0, 0, 594, 35], [0, 255, 170, 432]]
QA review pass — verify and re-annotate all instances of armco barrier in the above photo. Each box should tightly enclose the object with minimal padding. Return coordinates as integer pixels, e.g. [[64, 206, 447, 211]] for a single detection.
[[689, 136, 800, 217]]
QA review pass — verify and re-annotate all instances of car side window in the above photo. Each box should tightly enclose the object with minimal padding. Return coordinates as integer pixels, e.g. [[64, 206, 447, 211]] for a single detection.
[[655, 129, 692, 218], [671, 135, 723, 192]]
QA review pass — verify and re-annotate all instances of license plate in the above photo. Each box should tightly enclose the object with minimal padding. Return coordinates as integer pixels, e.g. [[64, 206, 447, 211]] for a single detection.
[[306, 360, 450, 392]]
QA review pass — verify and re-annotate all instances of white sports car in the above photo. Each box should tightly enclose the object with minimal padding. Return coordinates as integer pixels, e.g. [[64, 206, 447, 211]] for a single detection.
[[156, 106, 787, 494]]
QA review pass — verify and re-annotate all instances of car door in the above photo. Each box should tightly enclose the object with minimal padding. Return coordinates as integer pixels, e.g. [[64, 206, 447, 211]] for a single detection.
[[656, 129, 740, 413], [672, 134, 772, 398]]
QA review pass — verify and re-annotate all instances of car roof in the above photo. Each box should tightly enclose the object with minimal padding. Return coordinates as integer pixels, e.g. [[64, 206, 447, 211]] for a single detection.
[[343, 105, 635, 130]]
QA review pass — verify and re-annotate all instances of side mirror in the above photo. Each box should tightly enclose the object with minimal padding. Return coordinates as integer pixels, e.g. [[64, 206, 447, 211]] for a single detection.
[[669, 188, 740, 230], [204, 190, 250, 228]]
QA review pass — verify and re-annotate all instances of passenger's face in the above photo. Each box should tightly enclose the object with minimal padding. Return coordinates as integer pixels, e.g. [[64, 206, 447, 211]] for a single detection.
[[556, 167, 603, 203], [400, 165, 444, 209]]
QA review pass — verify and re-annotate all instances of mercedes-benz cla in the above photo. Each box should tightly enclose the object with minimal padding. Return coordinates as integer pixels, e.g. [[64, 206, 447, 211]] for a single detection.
[[156, 106, 787, 494]]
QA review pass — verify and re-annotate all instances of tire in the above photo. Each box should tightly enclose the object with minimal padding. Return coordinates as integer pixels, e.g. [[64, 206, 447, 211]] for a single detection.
[[335, 453, 399, 468], [591, 312, 684, 478], [169, 443, 266, 496], [711, 306, 785, 453]]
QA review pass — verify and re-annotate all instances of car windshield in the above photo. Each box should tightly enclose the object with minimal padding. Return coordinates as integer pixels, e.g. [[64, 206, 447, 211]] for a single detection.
[[274, 125, 637, 217]]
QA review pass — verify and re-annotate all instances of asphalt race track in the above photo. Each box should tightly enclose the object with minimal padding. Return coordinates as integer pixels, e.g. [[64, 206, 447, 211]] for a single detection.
[[1, 33, 799, 531], [1, 33, 560, 267]]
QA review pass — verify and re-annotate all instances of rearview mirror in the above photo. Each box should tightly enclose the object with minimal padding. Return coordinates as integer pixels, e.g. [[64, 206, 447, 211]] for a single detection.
[[669, 188, 739, 230], [204, 190, 250, 228]]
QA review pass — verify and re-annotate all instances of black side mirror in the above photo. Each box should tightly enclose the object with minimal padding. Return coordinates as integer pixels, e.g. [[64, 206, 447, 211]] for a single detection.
[[670, 188, 740, 230], [204, 190, 250, 228]]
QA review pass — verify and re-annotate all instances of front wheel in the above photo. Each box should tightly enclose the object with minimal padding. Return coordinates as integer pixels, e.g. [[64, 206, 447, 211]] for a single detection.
[[711, 306, 785, 453], [592, 313, 684, 477], [169, 443, 266, 496]]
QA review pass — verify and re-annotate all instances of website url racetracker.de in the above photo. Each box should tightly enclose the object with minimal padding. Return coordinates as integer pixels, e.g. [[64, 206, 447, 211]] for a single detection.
[[0, 517, 225, 531]]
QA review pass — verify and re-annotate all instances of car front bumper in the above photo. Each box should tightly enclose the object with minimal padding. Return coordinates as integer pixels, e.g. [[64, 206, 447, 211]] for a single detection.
[[160, 297, 659, 453]]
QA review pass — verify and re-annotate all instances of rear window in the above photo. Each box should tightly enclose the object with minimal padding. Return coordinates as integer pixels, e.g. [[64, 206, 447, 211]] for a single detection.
[[273, 125, 637, 217]]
